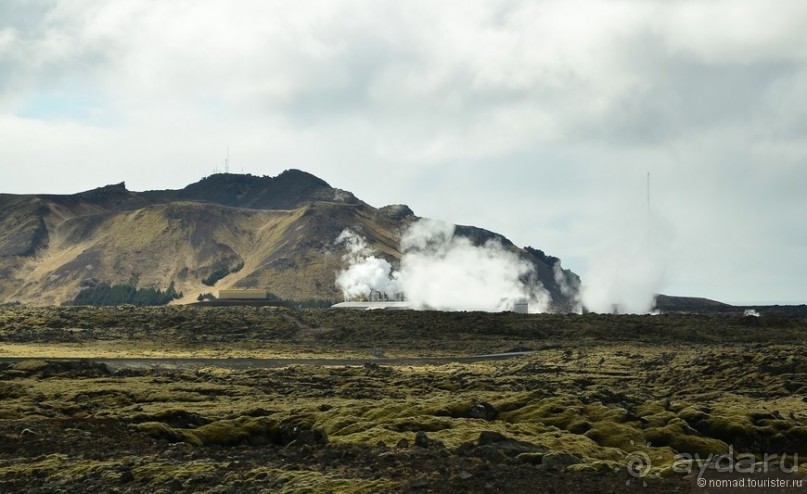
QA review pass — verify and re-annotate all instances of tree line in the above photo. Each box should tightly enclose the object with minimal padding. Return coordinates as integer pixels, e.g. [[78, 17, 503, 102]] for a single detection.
[[68, 281, 182, 306]]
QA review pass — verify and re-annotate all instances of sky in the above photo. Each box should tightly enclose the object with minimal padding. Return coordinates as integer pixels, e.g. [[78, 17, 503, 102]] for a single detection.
[[1, 0, 805, 306]]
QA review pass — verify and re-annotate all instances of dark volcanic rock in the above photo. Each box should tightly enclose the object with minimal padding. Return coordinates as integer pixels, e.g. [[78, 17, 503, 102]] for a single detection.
[[469, 401, 499, 421], [414, 431, 445, 450], [476, 431, 547, 457], [542, 452, 584, 470]]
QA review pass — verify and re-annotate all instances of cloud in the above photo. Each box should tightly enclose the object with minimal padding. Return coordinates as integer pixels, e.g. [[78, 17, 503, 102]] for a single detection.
[[1, 1, 806, 304]]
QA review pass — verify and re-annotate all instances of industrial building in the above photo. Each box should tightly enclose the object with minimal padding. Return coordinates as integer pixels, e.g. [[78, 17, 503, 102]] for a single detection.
[[218, 289, 268, 300]]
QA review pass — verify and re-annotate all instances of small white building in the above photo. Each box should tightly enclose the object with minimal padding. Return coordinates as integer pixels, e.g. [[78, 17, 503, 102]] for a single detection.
[[513, 299, 529, 314]]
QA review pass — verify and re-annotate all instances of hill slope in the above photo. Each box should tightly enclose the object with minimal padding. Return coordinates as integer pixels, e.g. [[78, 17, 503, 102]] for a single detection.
[[0, 171, 579, 309]]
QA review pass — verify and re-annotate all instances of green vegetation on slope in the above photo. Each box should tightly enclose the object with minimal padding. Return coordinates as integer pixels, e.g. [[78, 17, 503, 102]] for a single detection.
[[201, 260, 245, 286], [67, 282, 182, 307]]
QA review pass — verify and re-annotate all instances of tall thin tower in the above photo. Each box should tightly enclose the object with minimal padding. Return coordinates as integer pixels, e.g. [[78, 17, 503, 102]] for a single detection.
[[646, 171, 651, 240], [225, 146, 230, 174]]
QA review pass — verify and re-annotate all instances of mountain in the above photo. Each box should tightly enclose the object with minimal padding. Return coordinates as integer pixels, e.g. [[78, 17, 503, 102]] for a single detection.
[[141, 170, 361, 210], [653, 294, 731, 313], [0, 170, 580, 309], [652, 294, 807, 317]]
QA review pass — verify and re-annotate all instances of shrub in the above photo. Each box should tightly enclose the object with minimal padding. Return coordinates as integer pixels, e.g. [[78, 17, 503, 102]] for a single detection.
[[202, 261, 244, 286]]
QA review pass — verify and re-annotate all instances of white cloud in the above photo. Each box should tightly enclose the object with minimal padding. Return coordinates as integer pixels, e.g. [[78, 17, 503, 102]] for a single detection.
[[0, 0, 805, 305]]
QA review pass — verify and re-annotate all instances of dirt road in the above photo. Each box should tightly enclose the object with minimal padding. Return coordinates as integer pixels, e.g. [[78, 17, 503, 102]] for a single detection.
[[0, 351, 535, 370]]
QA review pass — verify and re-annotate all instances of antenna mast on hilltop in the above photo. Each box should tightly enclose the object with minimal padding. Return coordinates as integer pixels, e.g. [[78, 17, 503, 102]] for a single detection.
[[646, 171, 651, 240], [225, 145, 230, 174]]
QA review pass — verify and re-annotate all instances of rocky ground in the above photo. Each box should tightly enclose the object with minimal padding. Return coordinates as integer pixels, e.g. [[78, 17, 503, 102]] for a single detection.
[[0, 306, 805, 493]]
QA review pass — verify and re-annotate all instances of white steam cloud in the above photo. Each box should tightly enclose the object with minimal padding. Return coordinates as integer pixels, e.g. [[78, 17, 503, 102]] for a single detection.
[[334, 230, 401, 301], [580, 209, 673, 314], [335, 219, 551, 312], [554, 262, 582, 313], [581, 240, 666, 314]]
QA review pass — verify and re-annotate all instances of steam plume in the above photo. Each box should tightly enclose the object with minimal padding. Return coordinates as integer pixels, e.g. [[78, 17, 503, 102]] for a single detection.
[[334, 230, 400, 301], [554, 262, 582, 313], [579, 208, 672, 314], [335, 219, 551, 312]]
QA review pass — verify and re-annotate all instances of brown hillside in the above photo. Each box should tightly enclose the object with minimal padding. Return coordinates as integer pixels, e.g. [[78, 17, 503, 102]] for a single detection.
[[0, 171, 578, 307]]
